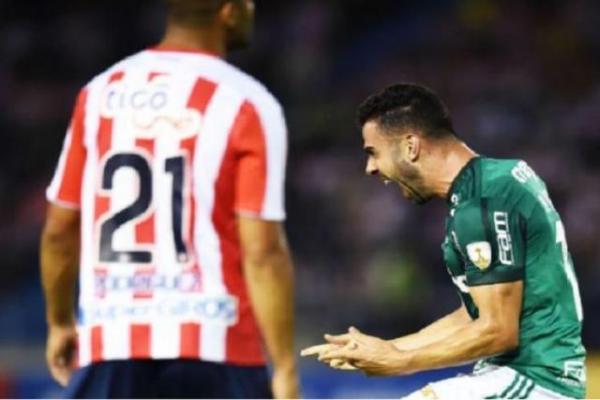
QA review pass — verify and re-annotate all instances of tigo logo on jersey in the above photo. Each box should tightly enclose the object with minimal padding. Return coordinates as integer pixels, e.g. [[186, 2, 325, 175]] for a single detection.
[[100, 76, 201, 139], [466, 241, 492, 270]]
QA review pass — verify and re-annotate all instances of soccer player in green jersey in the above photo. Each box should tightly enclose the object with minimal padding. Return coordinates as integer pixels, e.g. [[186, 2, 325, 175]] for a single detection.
[[301, 84, 586, 399]]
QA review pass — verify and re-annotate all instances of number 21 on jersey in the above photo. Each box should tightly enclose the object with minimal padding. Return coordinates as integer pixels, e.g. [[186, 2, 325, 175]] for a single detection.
[[97, 150, 189, 265]]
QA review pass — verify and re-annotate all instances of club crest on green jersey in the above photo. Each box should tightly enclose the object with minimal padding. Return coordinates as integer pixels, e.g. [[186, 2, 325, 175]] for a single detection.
[[466, 241, 492, 270]]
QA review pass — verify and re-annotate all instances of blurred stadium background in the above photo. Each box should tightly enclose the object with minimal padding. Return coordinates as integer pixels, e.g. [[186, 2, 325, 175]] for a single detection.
[[1, 0, 599, 397]]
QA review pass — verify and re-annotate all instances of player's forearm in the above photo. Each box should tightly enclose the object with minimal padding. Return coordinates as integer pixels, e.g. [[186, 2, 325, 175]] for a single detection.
[[40, 220, 79, 326], [391, 306, 469, 350], [243, 244, 296, 371], [394, 318, 518, 375]]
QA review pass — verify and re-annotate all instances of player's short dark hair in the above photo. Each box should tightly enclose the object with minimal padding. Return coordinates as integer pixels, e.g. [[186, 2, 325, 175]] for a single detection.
[[357, 83, 457, 139], [166, 0, 229, 26]]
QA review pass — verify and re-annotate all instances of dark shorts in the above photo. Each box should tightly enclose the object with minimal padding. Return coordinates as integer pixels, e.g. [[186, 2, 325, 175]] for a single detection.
[[63, 359, 272, 399]]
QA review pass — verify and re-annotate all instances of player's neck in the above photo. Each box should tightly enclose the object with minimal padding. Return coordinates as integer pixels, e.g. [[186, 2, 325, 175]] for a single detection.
[[429, 141, 478, 199], [158, 22, 227, 58]]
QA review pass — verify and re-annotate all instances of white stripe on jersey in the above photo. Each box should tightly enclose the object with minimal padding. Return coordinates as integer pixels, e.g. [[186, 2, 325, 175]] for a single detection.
[[193, 84, 244, 362], [259, 101, 287, 220], [153, 72, 198, 277], [77, 325, 91, 367], [150, 72, 199, 359], [46, 126, 76, 207], [103, 321, 130, 360], [77, 76, 104, 366], [151, 319, 180, 359], [104, 72, 139, 312]]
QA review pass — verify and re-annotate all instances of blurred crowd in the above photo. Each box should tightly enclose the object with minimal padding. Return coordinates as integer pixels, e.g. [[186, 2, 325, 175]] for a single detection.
[[1, 0, 599, 374]]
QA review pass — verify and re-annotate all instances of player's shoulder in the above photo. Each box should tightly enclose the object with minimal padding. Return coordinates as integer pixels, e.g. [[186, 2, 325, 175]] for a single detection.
[[80, 49, 284, 120], [75, 51, 144, 96], [209, 58, 283, 114], [479, 157, 533, 198]]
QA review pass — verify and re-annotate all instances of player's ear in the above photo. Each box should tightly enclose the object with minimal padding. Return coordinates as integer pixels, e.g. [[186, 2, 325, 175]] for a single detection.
[[404, 133, 421, 162], [219, 1, 240, 29]]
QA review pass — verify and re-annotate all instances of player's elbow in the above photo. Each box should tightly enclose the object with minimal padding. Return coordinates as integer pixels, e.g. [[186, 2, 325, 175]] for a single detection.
[[42, 217, 79, 246], [242, 236, 288, 266], [480, 319, 519, 354]]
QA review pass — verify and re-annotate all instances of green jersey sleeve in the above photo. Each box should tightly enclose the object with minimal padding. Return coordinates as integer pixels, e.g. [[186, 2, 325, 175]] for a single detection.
[[452, 197, 526, 286]]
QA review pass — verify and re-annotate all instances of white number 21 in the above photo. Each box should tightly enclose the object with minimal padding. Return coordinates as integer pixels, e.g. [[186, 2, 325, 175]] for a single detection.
[[556, 221, 583, 322]]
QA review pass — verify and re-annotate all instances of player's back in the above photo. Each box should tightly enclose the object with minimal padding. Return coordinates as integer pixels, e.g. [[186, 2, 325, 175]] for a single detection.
[[446, 157, 586, 398], [47, 48, 287, 367], [479, 159, 586, 396]]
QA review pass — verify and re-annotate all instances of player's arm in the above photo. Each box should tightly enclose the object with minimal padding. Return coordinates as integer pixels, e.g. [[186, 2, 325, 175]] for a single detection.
[[233, 97, 297, 398], [390, 305, 470, 350], [41, 204, 80, 327], [41, 88, 87, 386], [317, 281, 522, 376], [303, 303, 470, 369], [40, 204, 80, 386], [389, 280, 522, 374], [317, 197, 525, 375], [389, 197, 526, 373], [238, 217, 297, 397]]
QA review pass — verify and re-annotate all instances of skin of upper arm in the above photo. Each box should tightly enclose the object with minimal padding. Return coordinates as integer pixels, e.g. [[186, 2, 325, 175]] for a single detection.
[[469, 280, 523, 350], [42, 204, 80, 240], [237, 215, 287, 263]]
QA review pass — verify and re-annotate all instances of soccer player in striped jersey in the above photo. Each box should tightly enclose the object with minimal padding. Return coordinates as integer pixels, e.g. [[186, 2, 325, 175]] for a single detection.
[[302, 84, 586, 399], [40, 1, 298, 398]]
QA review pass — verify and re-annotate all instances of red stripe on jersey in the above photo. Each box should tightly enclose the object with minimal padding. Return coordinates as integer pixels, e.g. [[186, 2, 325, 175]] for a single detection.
[[231, 101, 268, 216], [134, 138, 155, 245], [214, 102, 266, 364], [148, 71, 165, 81], [94, 71, 124, 223], [56, 89, 88, 205], [186, 78, 217, 114], [179, 322, 201, 359], [91, 325, 103, 363], [130, 324, 151, 358], [181, 78, 218, 279]]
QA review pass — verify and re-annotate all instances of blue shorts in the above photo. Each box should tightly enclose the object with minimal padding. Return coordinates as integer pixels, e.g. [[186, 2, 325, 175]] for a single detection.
[[63, 359, 272, 399]]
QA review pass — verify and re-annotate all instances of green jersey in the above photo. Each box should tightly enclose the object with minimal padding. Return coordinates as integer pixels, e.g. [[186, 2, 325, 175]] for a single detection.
[[443, 157, 586, 398]]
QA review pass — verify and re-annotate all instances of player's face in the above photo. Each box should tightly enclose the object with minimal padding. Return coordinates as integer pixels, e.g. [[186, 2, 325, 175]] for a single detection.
[[362, 121, 431, 204], [224, 0, 255, 50]]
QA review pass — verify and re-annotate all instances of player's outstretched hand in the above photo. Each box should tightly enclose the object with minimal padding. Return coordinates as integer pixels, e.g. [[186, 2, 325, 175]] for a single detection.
[[301, 339, 357, 370], [46, 324, 77, 387], [318, 326, 403, 376]]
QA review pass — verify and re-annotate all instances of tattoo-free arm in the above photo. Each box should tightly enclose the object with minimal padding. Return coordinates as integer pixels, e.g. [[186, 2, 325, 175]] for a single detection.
[[390, 305, 471, 350], [238, 216, 298, 398], [394, 281, 522, 374], [40, 204, 80, 326]]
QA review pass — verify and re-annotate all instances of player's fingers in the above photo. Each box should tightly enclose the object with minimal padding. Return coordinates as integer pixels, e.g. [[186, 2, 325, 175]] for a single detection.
[[49, 361, 71, 387], [330, 359, 358, 370], [324, 332, 351, 345], [300, 343, 330, 357], [319, 348, 352, 362], [349, 326, 367, 338], [348, 326, 371, 344], [338, 361, 359, 370]]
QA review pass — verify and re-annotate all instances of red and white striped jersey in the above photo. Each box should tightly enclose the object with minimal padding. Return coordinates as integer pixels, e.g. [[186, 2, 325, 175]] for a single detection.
[[46, 47, 287, 367]]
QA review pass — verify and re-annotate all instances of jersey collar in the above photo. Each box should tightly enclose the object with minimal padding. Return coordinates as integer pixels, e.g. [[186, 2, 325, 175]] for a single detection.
[[446, 156, 481, 206], [147, 45, 220, 58]]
